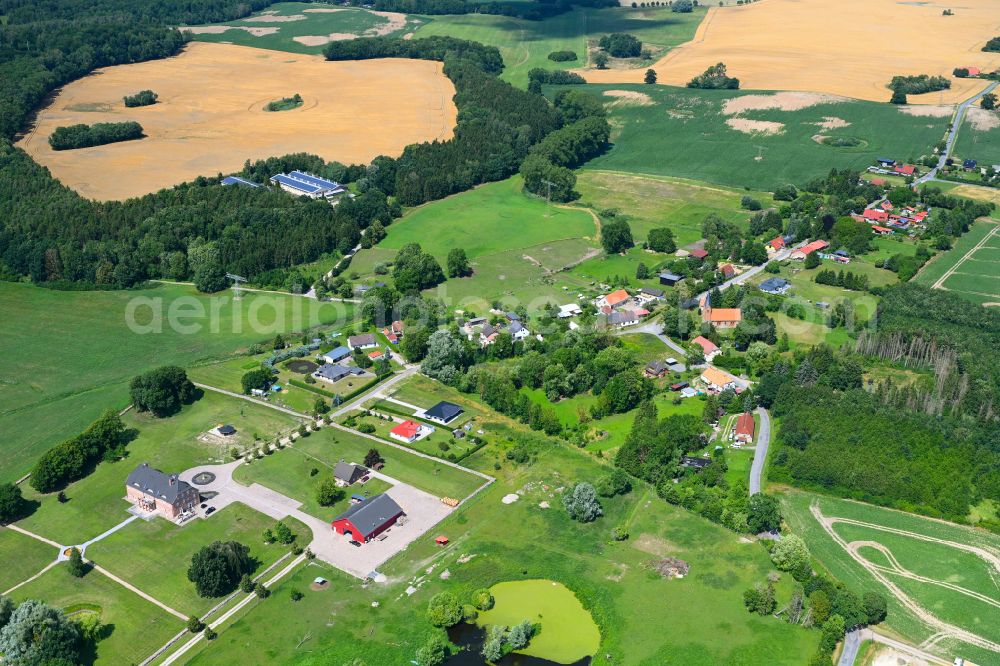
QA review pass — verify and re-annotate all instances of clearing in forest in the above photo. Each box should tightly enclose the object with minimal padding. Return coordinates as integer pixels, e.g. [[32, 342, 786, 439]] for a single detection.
[[583, 0, 1000, 103], [16, 42, 456, 201]]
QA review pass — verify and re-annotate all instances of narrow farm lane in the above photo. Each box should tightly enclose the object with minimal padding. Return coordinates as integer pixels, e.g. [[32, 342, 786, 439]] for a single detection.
[[837, 629, 861, 666]]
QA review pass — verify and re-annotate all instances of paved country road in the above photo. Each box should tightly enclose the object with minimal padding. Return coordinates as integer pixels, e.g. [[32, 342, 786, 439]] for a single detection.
[[749, 406, 771, 496], [838, 629, 861, 666], [915, 81, 999, 186]]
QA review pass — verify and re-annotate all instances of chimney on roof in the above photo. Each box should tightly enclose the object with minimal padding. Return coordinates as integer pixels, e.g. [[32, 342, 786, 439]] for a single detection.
[[169, 475, 176, 486]]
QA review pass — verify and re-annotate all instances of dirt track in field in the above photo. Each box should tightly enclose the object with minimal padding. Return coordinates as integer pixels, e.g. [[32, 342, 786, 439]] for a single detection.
[[17, 42, 457, 201], [582, 0, 1000, 104], [811, 502, 1000, 655]]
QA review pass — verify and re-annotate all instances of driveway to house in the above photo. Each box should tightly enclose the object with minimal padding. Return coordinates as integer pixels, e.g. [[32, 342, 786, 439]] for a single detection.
[[179, 459, 453, 579], [749, 407, 771, 496], [694, 242, 802, 302], [623, 321, 689, 357]]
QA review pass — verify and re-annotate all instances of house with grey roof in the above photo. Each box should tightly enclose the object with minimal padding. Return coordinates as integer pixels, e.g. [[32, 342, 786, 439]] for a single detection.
[[334, 461, 368, 486], [313, 364, 365, 384], [322, 346, 351, 364], [331, 493, 404, 543], [125, 463, 199, 520]]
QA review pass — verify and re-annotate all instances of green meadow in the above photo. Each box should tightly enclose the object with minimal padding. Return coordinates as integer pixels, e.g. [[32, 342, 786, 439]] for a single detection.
[[0, 281, 351, 483], [8, 563, 181, 666], [782, 491, 1000, 666], [572, 84, 948, 190], [349, 177, 602, 313], [0, 527, 57, 593], [414, 5, 706, 88], [953, 111, 1000, 167], [184, 441, 818, 665], [187, 2, 420, 54]]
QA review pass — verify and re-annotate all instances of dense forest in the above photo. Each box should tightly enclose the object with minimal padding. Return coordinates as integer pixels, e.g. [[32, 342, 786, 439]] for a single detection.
[[864, 283, 1000, 420], [760, 345, 1000, 526]]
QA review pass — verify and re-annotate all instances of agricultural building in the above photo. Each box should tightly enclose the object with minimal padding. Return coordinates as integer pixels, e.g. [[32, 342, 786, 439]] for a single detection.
[[331, 493, 405, 543]]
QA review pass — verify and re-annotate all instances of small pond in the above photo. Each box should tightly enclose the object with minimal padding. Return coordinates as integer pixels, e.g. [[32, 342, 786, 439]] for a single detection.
[[446, 579, 598, 665]]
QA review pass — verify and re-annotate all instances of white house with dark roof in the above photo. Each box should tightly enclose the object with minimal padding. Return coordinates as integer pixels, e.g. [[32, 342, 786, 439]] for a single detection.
[[348, 333, 377, 351]]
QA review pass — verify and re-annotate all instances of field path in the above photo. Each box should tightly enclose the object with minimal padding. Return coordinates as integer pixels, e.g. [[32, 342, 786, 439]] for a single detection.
[[848, 540, 1000, 609], [931, 224, 999, 290], [811, 503, 1000, 654]]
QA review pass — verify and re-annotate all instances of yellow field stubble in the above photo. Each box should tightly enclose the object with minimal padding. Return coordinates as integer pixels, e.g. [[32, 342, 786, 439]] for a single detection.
[[18, 42, 457, 200]]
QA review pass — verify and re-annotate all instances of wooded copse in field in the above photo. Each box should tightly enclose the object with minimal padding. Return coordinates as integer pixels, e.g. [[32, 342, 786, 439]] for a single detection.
[[48, 121, 144, 150], [888, 74, 951, 95], [123, 89, 158, 107]]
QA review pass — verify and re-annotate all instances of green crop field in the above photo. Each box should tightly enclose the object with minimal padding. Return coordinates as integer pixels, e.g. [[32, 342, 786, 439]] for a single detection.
[[953, 112, 1000, 167], [182, 442, 818, 665], [914, 220, 1000, 305], [186, 2, 704, 87], [782, 491, 1000, 666], [15, 391, 304, 546], [0, 281, 350, 483], [87, 504, 310, 618], [8, 563, 181, 666], [413, 5, 705, 88], [186, 2, 420, 54], [571, 84, 948, 190]]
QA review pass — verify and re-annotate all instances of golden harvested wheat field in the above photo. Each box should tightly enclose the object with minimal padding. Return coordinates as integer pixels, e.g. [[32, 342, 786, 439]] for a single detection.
[[17, 42, 457, 200], [584, 0, 1000, 103]]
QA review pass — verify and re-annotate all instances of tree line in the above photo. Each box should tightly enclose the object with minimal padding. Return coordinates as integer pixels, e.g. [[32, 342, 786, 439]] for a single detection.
[[326, 35, 581, 207], [48, 121, 144, 150], [367, 0, 615, 20]]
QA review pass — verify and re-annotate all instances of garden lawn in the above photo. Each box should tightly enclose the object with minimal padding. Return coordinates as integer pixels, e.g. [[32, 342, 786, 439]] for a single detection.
[[414, 6, 706, 88], [384, 373, 487, 425], [182, 442, 817, 664], [571, 84, 947, 191], [0, 281, 350, 483], [14, 391, 303, 546], [188, 2, 419, 54], [345, 412, 480, 460], [292, 427, 483, 500], [0, 526, 56, 592], [86, 503, 309, 617], [781, 490, 1000, 666], [7, 563, 181, 666], [234, 443, 392, 521]]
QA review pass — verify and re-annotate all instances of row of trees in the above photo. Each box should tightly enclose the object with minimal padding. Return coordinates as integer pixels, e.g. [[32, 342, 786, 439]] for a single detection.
[[30, 410, 129, 493], [325, 36, 561, 207], [48, 121, 144, 150], [813, 268, 869, 291]]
